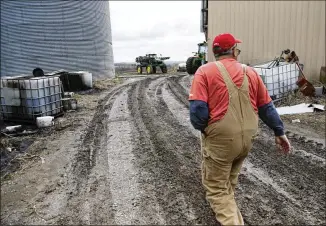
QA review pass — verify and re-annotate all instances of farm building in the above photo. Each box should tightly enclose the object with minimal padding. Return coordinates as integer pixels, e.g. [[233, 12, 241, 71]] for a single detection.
[[201, 1, 325, 80]]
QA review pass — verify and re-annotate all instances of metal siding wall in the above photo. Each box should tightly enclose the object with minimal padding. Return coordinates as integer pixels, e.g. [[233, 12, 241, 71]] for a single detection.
[[207, 1, 325, 80], [1, 1, 115, 79]]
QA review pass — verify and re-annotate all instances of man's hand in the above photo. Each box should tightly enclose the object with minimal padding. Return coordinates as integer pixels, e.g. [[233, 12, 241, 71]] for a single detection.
[[275, 135, 291, 154]]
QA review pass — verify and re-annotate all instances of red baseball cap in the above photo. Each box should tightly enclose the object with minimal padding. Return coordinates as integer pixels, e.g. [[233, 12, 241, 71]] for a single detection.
[[212, 33, 242, 51]]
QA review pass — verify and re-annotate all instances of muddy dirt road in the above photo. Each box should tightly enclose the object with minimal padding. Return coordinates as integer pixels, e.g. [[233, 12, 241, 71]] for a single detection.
[[1, 74, 325, 225]]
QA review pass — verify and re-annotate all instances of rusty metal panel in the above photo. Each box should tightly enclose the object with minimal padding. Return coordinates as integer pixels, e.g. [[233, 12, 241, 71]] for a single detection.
[[207, 1, 325, 80]]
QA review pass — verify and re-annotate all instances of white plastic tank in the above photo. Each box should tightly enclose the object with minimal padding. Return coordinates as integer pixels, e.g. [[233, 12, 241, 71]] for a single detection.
[[72, 71, 93, 89], [253, 61, 299, 100], [0, 76, 63, 121], [178, 63, 186, 68]]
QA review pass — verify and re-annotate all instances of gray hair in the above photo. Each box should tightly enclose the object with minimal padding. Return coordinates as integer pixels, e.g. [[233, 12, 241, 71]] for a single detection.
[[214, 49, 233, 59], [213, 44, 237, 59]]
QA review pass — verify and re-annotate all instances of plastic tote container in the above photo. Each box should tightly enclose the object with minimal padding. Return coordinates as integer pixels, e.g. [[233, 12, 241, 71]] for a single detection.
[[75, 71, 93, 89], [46, 70, 92, 91], [0, 75, 63, 122], [253, 61, 300, 100], [36, 116, 54, 128]]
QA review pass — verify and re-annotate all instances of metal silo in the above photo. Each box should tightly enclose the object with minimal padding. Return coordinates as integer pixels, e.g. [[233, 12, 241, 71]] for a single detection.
[[1, 1, 115, 79]]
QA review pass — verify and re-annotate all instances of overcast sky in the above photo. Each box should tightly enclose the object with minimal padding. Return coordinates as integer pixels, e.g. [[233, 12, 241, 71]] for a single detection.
[[110, 1, 205, 63]]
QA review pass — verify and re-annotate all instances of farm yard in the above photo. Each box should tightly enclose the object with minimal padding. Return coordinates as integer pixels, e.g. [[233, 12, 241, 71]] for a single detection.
[[1, 72, 325, 225]]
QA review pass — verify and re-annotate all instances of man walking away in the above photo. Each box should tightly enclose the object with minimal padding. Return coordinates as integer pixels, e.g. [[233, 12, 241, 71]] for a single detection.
[[188, 33, 291, 225]]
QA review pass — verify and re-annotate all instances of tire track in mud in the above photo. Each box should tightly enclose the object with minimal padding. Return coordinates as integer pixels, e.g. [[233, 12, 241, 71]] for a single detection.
[[165, 75, 326, 225], [58, 83, 138, 225], [72, 87, 124, 189], [161, 83, 198, 138], [105, 88, 144, 225], [285, 131, 325, 158], [166, 76, 190, 108], [179, 74, 193, 92], [240, 126, 326, 225], [127, 77, 217, 225], [54, 74, 325, 225], [126, 80, 167, 225]]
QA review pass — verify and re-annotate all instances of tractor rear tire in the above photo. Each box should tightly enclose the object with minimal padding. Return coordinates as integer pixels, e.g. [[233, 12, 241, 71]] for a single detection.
[[137, 66, 142, 74], [146, 65, 153, 74], [186, 57, 197, 75], [161, 66, 167, 74]]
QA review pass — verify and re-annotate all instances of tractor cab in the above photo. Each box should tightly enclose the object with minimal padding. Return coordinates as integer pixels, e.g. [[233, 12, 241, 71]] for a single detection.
[[186, 41, 208, 75], [146, 54, 157, 58], [198, 42, 208, 56], [192, 42, 208, 61]]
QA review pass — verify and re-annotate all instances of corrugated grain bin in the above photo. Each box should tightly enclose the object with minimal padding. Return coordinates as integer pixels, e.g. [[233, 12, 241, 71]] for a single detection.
[[0, 1, 115, 79]]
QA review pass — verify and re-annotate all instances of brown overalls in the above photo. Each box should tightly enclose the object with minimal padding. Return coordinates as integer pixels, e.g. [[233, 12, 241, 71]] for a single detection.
[[201, 61, 258, 225]]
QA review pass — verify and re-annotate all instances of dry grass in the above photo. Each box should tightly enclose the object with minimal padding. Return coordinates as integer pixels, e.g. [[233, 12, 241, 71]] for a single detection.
[[93, 77, 122, 90], [0, 136, 10, 150], [280, 112, 325, 135], [275, 89, 326, 107], [276, 90, 326, 136]]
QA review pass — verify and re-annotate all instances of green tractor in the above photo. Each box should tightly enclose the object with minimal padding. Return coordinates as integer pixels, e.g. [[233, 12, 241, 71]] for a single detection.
[[186, 41, 208, 75], [135, 54, 170, 74]]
